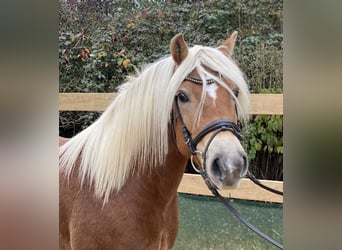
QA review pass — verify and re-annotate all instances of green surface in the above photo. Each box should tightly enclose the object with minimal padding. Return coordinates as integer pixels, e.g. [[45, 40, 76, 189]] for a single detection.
[[174, 194, 283, 250]]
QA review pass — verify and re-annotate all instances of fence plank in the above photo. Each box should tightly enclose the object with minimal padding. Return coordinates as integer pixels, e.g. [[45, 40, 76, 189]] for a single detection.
[[250, 94, 283, 115], [178, 173, 283, 203], [59, 93, 116, 111], [59, 93, 283, 115]]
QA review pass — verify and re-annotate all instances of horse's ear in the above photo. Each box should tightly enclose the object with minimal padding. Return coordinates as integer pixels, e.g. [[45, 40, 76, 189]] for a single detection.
[[218, 31, 238, 56], [170, 33, 189, 66]]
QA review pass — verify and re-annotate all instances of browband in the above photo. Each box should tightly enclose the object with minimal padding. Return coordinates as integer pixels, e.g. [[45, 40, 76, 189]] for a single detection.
[[184, 76, 215, 85]]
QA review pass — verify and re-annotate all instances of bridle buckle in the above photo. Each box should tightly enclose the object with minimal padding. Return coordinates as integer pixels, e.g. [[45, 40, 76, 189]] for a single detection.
[[190, 151, 204, 173]]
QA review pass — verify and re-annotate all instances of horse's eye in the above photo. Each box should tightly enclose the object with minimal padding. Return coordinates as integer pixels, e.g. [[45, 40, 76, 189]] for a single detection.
[[233, 89, 239, 98], [177, 92, 189, 103]]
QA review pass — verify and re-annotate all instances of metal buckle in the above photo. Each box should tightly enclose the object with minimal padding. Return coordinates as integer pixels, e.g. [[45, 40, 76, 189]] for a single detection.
[[190, 151, 204, 173]]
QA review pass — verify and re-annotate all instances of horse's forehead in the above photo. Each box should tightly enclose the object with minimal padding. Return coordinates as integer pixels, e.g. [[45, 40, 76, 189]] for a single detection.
[[180, 76, 236, 115]]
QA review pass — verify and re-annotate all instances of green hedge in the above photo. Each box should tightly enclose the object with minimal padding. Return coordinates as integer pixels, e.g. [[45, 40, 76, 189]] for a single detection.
[[59, 0, 283, 180]]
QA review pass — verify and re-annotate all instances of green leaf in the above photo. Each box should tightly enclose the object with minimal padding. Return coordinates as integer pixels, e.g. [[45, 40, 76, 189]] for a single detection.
[[276, 146, 283, 154], [117, 58, 123, 66], [254, 142, 262, 151]]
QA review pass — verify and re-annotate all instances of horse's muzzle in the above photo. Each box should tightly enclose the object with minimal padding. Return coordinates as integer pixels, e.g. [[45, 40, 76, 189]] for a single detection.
[[205, 135, 248, 189]]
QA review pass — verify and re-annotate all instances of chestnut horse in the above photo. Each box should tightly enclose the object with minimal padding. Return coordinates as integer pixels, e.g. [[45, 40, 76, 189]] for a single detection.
[[59, 32, 250, 249]]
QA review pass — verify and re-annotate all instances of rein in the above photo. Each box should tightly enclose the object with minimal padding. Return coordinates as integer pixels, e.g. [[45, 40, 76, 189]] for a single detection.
[[174, 76, 284, 249]]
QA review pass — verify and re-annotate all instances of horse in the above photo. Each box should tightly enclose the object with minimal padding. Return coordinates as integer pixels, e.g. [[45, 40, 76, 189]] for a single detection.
[[59, 31, 250, 250]]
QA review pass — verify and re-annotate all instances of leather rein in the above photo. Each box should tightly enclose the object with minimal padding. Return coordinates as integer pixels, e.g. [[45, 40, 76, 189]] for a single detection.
[[173, 75, 284, 249]]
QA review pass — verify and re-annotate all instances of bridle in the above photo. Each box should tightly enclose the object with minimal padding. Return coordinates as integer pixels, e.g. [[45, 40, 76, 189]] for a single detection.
[[174, 75, 243, 179], [173, 75, 284, 249]]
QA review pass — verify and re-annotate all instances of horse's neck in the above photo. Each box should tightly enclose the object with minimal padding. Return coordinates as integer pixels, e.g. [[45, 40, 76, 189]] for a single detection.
[[153, 145, 188, 198], [125, 142, 188, 206]]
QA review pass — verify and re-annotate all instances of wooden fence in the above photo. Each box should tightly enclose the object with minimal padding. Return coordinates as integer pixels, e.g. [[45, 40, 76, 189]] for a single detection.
[[59, 93, 283, 203]]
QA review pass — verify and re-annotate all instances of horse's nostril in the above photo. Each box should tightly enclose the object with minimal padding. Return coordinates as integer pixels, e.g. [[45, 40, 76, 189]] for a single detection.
[[240, 154, 248, 177], [243, 155, 247, 168], [212, 158, 223, 179]]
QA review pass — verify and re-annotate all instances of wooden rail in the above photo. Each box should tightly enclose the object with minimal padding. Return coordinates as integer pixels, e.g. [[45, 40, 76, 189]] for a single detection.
[[59, 93, 283, 115], [59, 93, 283, 203], [178, 174, 282, 203]]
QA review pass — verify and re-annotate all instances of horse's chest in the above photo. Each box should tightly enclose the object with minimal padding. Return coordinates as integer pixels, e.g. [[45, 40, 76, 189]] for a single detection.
[[130, 201, 178, 249], [157, 229, 172, 250]]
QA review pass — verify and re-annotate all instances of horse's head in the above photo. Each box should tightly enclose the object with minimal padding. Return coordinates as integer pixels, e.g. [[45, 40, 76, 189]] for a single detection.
[[170, 32, 249, 189]]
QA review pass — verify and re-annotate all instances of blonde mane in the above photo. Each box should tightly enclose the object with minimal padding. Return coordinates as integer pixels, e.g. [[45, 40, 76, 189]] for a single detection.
[[59, 45, 250, 202]]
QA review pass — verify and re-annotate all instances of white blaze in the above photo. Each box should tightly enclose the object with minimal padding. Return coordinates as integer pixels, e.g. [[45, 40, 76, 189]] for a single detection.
[[206, 83, 218, 102]]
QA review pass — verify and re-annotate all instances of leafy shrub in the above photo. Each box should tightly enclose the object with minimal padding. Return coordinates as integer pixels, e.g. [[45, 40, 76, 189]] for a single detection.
[[242, 88, 283, 180], [59, 0, 283, 93]]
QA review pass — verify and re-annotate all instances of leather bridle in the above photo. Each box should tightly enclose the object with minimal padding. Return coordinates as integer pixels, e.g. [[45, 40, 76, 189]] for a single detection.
[[174, 75, 243, 171], [172, 75, 284, 249]]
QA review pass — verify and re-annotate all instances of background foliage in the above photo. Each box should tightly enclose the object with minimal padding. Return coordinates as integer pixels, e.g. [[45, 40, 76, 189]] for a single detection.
[[59, 0, 283, 180]]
